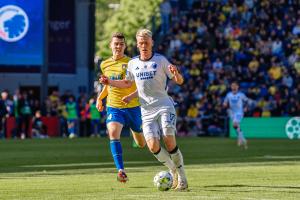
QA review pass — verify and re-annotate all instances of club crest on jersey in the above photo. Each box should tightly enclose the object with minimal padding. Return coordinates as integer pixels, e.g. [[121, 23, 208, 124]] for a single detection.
[[151, 63, 157, 69], [122, 64, 127, 69]]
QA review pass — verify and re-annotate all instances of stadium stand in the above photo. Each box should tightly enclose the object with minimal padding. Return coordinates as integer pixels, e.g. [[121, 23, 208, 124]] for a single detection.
[[156, 0, 300, 135], [1, 0, 299, 138]]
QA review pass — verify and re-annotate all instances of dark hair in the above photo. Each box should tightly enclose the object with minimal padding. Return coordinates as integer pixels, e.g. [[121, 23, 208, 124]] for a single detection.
[[231, 80, 239, 85], [111, 32, 125, 42]]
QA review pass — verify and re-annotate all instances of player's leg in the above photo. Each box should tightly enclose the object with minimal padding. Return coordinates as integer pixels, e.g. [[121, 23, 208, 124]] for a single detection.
[[237, 120, 247, 149], [67, 119, 76, 138], [131, 130, 146, 148], [233, 122, 243, 145], [146, 136, 177, 171], [160, 111, 188, 191], [106, 107, 128, 182], [233, 114, 247, 149], [127, 107, 145, 148], [143, 119, 176, 172]]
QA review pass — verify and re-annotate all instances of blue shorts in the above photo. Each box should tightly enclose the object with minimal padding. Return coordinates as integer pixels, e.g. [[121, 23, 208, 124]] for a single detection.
[[106, 106, 142, 133]]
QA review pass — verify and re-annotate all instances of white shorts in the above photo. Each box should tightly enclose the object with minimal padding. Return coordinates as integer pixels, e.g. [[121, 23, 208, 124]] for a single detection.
[[142, 109, 177, 141], [231, 113, 243, 124]]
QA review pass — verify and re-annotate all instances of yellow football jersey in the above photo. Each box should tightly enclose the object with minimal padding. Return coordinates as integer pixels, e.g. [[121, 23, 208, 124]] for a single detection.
[[100, 56, 140, 108]]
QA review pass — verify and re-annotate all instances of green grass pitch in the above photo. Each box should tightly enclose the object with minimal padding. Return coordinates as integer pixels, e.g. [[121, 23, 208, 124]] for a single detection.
[[0, 137, 299, 200]]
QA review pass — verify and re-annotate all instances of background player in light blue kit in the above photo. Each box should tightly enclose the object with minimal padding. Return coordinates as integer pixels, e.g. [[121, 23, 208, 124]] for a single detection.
[[223, 81, 252, 149]]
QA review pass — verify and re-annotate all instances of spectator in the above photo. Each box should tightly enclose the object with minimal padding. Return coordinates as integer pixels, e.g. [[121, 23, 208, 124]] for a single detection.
[[282, 72, 294, 89], [66, 96, 78, 138], [268, 64, 282, 81], [18, 92, 32, 139], [0, 91, 9, 138], [88, 97, 101, 137], [187, 103, 199, 118], [57, 99, 68, 137], [292, 20, 300, 36], [32, 110, 48, 139]]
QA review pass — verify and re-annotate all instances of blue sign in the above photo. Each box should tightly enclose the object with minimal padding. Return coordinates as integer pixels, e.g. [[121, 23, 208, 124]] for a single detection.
[[0, 0, 44, 66]]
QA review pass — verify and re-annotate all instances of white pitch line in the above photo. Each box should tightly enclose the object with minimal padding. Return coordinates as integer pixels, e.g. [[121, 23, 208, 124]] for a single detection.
[[263, 155, 300, 159], [126, 194, 224, 199]]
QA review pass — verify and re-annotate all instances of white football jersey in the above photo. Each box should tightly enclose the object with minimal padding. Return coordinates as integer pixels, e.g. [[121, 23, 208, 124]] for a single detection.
[[224, 91, 249, 115], [126, 53, 175, 115]]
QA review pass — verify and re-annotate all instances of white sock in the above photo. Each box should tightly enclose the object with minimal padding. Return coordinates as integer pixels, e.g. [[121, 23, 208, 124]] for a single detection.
[[153, 147, 176, 171], [170, 147, 187, 182], [238, 129, 246, 141]]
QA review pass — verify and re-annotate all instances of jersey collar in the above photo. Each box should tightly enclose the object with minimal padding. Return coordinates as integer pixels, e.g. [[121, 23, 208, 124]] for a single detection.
[[139, 53, 154, 61]]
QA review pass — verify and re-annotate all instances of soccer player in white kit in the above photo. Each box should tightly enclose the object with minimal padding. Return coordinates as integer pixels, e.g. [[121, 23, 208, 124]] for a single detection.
[[223, 81, 251, 149], [99, 29, 188, 191]]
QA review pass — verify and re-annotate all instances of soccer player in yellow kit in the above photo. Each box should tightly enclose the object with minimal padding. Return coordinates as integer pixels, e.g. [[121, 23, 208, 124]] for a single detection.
[[96, 32, 145, 183]]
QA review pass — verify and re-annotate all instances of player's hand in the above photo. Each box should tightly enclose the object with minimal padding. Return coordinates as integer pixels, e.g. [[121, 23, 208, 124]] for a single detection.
[[96, 99, 104, 112], [99, 75, 109, 85], [168, 64, 179, 75], [122, 95, 132, 105]]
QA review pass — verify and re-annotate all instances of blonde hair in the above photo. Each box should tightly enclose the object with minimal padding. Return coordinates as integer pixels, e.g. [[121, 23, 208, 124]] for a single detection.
[[136, 29, 152, 38]]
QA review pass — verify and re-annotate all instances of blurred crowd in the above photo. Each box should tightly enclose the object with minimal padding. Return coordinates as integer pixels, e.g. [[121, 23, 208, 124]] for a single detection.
[[157, 0, 300, 136], [1, 0, 300, 139], [0, 89, 105, 139]]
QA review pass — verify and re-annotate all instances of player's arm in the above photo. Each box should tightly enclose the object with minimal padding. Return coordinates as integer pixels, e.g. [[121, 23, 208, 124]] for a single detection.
[[243, 94, 254, 112], [96, 85, 108, 112], [122, 90, 138, 105], [169, 65, 184, 85], [223, 95, 229, 108], [99, 75, 133, 88], [223, 101, 228, 108]]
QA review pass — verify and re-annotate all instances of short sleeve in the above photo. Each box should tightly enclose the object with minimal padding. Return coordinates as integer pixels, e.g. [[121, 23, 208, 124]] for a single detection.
[[125, 61, 135, 81], [161, 56, 173, 79]]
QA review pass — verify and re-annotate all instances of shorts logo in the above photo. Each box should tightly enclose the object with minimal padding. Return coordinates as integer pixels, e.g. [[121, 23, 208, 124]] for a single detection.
[[0, 5, 29, 42], [107, 114, 112, 120]]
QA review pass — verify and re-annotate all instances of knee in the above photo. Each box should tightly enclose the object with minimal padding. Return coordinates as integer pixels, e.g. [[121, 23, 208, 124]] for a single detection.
[[162, 134, 176, 151], [165, 142, 176, 152], [108, 129, 120, 139], [233, 124, 238, 129], [148, 143, 160, 153]]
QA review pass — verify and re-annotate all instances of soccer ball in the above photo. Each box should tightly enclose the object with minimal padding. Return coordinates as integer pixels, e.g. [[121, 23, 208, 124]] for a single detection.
[[153, 171, 173, 191]]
